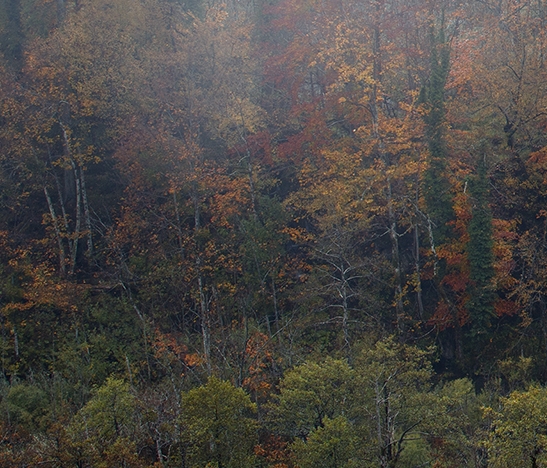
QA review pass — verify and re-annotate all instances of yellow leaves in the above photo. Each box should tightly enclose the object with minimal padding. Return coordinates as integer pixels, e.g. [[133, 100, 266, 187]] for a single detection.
[[484, 386, 547, 467], [178, 3, 264, 146], [218, 98, 267, 142], [216, 281, 237, 295]]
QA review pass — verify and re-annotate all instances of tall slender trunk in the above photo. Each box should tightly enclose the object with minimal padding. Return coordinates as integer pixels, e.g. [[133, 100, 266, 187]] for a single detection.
[[414, 185, 424, 320], [59, 120, 82, 275], [198, 271, 212, 375], [53, 163, 70, 238], [340, 263, 350, 351], [48, 145, 73, 262], [13, 325, 19, 360], [235, 103, 259, 221], [69, 159, 81, 275], [375, 379, 387, 468], [386, 180, 405, 330], [369, 23, 405, 330], [414, 220, 424, 320], [128, 299, 151, 381], [239, 126, 259, 221], [172, 191, 185, 256], [44, 186, 67, 277], [80, 167, 93, 256], [272, 275, 280, 331], [539, 298, 547, 376], [193, 188, 212, 374]]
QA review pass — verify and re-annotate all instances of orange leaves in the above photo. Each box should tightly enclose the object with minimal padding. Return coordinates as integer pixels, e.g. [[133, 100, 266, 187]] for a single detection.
[[151, 329, 203, 374], [281, 226, 312, 244], [528, 148, 547, 186], [429, 301, 467, 331], [209, 173, 250, 228], [1, 255, 86, 317], [242, 331, 275, 397], [449, 0, 547, 151], [254, 434, 292, 468]]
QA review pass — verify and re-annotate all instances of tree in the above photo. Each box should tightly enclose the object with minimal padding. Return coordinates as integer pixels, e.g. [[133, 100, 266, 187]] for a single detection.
[[267, 357, 355, 439], [0, 382, 48, 432], [423, 24, 454, 246], [451, 0, 547, 155], [69, 377, 139, 467], [181, 376, 258, 468], [72, 378, 136, 441], [291, 416, 361, 468], [268, 338, 446, 468], [484, 385, 547, 467], [466, 156, 496, 334], [269, 0, 430, 335], [427, 378, 486, 467], [354, 337, 436, 468], [0, 0, 23, 69]]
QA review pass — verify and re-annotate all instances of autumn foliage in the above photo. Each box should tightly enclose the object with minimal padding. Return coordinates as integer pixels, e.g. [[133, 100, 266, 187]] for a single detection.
[[2, 0, 547, 464]]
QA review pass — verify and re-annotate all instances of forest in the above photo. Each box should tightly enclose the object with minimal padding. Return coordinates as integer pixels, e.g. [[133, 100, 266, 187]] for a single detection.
[[2, 0, 547, 465]]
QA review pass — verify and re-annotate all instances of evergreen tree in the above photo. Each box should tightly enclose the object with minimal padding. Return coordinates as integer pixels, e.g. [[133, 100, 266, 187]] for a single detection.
[[0, 0, 23, 69], [423, 25, 454, 244], [467, 156, 496, 331]]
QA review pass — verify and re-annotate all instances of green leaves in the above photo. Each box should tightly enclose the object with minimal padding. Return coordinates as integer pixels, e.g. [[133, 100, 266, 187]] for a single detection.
[[268, 357, 355, 438], [66, 377, 139, 467], [292, 416, 361, 468], [1, 382, 48, 431], [423, 24, 454, 246], [71, 377, 136, 443], [484, 386, 547, 467], [467, 157, 496, 331], [269, 338, 443, 468], [181, 376, 258, 468]]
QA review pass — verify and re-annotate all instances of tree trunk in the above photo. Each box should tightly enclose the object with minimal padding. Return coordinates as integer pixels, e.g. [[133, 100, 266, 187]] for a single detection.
[[44, 186, 67, 277], [69, 158, 81, 275], [414, 221, 424, 320], [369, 23, 405, 331], [193, 188, 212, 375], [80, 166, 93, 256]]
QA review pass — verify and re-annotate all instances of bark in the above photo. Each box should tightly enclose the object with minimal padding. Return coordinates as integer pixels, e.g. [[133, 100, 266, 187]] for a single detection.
[[198, 270, 212, 375], [13, 326, 19, 359], [69, 158, 81, 275], [246, 146, 259, 221], [59, 119, 82, 275], [272, 275, 279, 331], [80, 166, 93, 256], [369, 23, 405, 330], [340, 263, 350, 351], [172, 191, 185, 256], [193, 187, 212, 374], [414, 221, 424, 320], [132, 302, 152, 381], [44, 186, 67, 277]]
